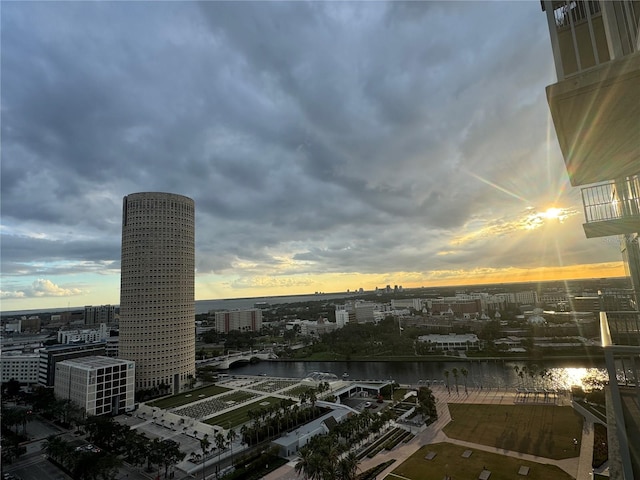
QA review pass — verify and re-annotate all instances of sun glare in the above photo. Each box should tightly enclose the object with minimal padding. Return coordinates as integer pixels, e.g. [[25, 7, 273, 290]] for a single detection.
[[542, 207, 562, 219]]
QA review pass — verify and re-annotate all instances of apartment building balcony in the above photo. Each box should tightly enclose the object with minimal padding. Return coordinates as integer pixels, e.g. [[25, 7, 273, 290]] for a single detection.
[[601, 310, 640, 347], [545, 51, 640, 187], [599, 310, 640, 480], [581, 178, 640, 238]]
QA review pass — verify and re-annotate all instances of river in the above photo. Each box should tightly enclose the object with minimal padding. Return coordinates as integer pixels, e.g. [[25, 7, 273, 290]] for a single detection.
[[224, 359, 608, 391]]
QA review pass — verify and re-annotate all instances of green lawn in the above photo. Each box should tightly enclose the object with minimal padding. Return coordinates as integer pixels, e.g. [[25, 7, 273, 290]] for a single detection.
[[147, 384, 231, 409], [388, 442, 573, 480], [204, 396, 283, 429], [282, 385, 315, 398], [444, 403, 583, 460]]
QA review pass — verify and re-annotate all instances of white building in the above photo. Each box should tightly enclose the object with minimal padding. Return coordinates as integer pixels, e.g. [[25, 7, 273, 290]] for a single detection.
[[391, 298, 424, 311], [58, 323, 109, 344], [299, 319, 338, 337], [515, 291, 538, 305], [4, 321, 21, 333], [335, 309, 350, 328], [119, 192, 196, 393], [494, 292, 516, 304], [1, 352, 41, 384], [271, 404, 354, 458], [213, 309, 262, 333], [54, 356, 135, 416], [417, 333, 480, 351]]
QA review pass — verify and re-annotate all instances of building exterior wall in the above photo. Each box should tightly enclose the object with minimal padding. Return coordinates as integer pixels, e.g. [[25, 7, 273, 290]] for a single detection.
[[39, 343, 107, 387], [335, 309, 350, 328], [417, 333, 480, 351], [58, 323, 109, 344], [213, 309, 263, 333], [391, 298, 423, 311], [354, 303, 375, 323], [1, 353, 40, 384], [119, 192, 195, 393], [299, 320, 338, 337], [515, 290, 538, 305], [17, 317, 41, 333], [84, 305, 116, 325], [105, 337, 119, 358], [572, 296, 602, 313], [54, 356, 135, 416], [430, 299, 482, 317]]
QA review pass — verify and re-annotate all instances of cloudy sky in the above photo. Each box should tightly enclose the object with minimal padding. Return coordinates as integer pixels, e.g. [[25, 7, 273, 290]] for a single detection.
[[1, 1, 624, 312]]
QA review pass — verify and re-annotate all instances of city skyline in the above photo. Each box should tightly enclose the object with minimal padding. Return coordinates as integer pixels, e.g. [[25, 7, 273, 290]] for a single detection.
[[1, 1, 626, 312]]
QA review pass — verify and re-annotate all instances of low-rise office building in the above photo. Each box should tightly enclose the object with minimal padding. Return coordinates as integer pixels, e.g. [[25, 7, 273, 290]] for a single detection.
[[54, 356, 135, 416], [0, 351, 41, 385], [39, 342, 107, 387]]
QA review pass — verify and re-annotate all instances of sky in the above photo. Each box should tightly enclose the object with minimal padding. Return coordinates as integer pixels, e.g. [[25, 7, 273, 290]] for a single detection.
[[0, 1, 625, 312]]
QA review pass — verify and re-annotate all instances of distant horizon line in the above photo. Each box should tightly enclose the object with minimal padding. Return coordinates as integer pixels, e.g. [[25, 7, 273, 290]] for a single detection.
[[1, 275, 629, 317]]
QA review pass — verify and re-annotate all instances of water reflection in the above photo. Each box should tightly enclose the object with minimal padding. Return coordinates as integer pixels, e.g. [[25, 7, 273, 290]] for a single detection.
[[231, 360, 609, 391]]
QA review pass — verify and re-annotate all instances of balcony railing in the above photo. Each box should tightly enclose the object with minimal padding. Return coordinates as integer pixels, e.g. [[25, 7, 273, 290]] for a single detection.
[[552, 0, 601, 28], [601, 311, 640, 347], [581, 178, 640, 237]]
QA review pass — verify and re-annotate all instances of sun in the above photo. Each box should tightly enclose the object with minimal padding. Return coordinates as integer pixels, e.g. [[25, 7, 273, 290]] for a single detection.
[[542, 207, 562, 219]]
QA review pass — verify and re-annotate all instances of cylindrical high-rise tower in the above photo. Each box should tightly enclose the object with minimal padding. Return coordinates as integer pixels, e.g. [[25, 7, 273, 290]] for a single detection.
[[119, 192, 195, 394]]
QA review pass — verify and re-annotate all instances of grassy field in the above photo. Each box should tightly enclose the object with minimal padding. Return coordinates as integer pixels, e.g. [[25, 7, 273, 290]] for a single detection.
[[281, 385, 315, 398], [147, 384, 231, 409], [204, 396, 283, 429], [444, 403, 583, 460], [388, 442, 574, 480]]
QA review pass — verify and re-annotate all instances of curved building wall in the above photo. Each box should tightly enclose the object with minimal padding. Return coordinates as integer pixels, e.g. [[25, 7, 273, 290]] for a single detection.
[[119, 192, 195, 393]]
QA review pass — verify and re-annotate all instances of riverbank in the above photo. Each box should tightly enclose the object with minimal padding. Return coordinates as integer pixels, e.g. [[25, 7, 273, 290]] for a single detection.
[[273, 353, 606, 364]]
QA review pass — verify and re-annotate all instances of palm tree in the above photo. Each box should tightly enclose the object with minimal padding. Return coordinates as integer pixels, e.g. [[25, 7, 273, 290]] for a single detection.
[[44, 435, 68, 465], [443, 370, 450, 394], [452, 368, 459, 395], [226, 428, 237, 465], [337, 452, 359, 480], [199, 434, 211, 480], [309, 390, 318, 412], [1, 406, 20, 435], [460, 367, 469, 394], [295, 447, 321, 480], [18, 407, 33, 436], [215, 431, 226, 465], [239, 425, 249, 447]]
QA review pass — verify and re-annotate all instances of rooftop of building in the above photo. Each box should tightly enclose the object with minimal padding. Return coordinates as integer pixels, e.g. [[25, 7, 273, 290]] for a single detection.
[[57, 355, 133, 369]]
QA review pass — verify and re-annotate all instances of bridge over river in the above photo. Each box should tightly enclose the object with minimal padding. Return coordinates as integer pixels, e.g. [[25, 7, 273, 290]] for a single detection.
[[196, 349, 278, 370]]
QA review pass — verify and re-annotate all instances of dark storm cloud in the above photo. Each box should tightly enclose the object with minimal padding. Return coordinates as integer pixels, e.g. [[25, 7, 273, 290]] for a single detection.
[[0, 0, 614, 296], [1, 234, 120, 276]]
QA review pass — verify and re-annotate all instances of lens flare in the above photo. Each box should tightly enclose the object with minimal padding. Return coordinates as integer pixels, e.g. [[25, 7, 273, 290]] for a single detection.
[[542, 207, 562, 219]]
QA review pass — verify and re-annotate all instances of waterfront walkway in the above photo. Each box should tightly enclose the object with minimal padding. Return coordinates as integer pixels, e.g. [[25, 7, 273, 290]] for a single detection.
[[263, 385, 595, 480]]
